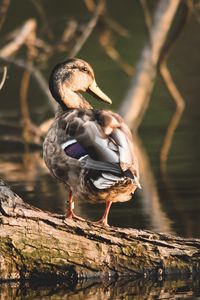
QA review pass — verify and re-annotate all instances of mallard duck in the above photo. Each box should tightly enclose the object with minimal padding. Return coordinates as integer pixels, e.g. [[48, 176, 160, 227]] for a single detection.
[[43, 58, 140, 226]]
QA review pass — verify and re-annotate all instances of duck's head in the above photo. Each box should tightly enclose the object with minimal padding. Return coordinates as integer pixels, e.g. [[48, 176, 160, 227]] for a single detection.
[[49, 58, 112, 110]]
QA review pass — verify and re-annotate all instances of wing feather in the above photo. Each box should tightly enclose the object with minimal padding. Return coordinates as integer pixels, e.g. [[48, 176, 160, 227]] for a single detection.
[[62, 109, 139, 179]]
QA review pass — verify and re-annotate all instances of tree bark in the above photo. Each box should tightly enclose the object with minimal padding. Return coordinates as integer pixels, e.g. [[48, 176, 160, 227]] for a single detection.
[[0, 179, 200, 282]]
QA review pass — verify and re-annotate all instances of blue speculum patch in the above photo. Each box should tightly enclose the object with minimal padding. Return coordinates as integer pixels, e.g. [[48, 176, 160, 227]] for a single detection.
[[64, 142, 87, 159]]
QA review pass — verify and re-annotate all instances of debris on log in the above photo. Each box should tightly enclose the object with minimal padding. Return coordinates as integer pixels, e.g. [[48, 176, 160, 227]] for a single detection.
[[0, 179, 199, 282]]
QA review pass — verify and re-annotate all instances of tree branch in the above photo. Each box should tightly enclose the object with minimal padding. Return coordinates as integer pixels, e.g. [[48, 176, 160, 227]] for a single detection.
[[0, 19, 37, 58], [0, 0, 10, 31], [68, 0, 105, 58], [0, 66, 7, 90], [119, 0, 181, 129]]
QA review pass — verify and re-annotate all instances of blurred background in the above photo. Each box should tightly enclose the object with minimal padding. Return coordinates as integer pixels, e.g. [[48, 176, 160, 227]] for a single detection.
[[0, 0, 200, 240]]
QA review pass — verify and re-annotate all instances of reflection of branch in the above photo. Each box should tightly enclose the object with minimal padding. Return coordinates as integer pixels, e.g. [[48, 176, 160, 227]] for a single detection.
[[68, 0, 105, 58], [134, 134, 173, 233], [0, 66, 7, 90], [0, 0, 10, 30], [159, 59, 185, 172]]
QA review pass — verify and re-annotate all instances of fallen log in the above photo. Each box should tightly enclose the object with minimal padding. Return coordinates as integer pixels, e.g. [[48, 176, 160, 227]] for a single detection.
[[0, 179, 199, 282]]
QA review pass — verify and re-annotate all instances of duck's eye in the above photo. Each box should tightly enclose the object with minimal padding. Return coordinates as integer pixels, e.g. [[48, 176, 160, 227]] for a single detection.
[[82, 67, 88, 72]]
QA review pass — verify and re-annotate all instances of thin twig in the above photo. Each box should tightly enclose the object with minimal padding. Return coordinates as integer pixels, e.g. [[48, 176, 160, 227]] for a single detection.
[[140, 0, 185, 161], [85, 0, 132, 75], [139, 0, 187, 171], [159, 60, 185, 172], [61, 20, 78, 44], [20, 70, 30, 126], [119, 0, 181, 129], [99, 29, 134, 76], [85, 0, 129, 37], [158, 1, 192, 171], [0, 0, 10, 31], [0, 57, 56, 112], [0, 66, 7, 90], [56, 20, 78, 52], [29, 0, 53, 38], [139, 0, 152, 31], [19, 68, 40, 143], [68, 0, 105, 58], [0, 19, 37, 58], [103, 17, 129, 37]]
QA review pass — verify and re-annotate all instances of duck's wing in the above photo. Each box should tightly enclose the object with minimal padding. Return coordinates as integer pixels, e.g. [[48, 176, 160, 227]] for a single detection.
[[61, 109, 139, 181]]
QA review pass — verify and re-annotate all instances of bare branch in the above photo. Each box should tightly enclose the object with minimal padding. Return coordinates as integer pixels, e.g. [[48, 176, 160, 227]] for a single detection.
[[103, 17, 129, 37], [119, 0, 181, 129], [139, 0, 152, 31], [158, 1, 192, 170], [139, 0, 186, 170], [159, 60, 185, 171], [0, 57, 57, 112], [29, 0, 53, 38], [85, 0, 129, 37], [0, 0, 10, 31], [99, 29, 134, 76], [19, 68, 42, 144], [0, 19, 37, 58], [61, 20, 78, 44], [68, 0, 105, 58], [0, 66, 7, 90]]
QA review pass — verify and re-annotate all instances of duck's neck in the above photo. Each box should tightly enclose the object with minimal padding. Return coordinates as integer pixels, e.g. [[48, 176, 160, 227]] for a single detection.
[[59, 86, 92, 110]]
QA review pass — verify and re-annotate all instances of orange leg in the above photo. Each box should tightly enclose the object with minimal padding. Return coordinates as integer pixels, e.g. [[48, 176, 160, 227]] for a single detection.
[[66, 191, 85, 221], [94, 201, 112, 227]]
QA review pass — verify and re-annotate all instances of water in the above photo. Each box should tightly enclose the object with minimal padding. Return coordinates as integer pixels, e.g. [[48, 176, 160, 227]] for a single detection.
[[0, 0, 200, 298], [0, 277, 200, 299]]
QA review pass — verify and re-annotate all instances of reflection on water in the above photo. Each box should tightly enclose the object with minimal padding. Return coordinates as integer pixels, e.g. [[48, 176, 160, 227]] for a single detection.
[[0, 129, 200, 237], [0, 277, 199, 299]]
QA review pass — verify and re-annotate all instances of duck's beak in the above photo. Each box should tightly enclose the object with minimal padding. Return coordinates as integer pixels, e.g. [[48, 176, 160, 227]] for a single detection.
[[88, 80, 112, 104]]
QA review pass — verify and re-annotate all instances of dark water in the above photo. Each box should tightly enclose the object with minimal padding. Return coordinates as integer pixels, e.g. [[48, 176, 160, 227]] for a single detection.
[[0, 277, 200, 300], [0, 0, 200, 298]]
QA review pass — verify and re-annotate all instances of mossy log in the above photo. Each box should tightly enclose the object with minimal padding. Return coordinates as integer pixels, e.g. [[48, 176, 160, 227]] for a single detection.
[[0, 179, 200, 282]]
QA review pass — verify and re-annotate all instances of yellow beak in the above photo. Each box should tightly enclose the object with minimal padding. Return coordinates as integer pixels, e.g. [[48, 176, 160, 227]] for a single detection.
[[88, 80, 112, 104]]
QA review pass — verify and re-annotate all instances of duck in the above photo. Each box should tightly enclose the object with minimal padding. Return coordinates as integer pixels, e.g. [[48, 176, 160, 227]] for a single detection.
[[43, 58, 141, 226]]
